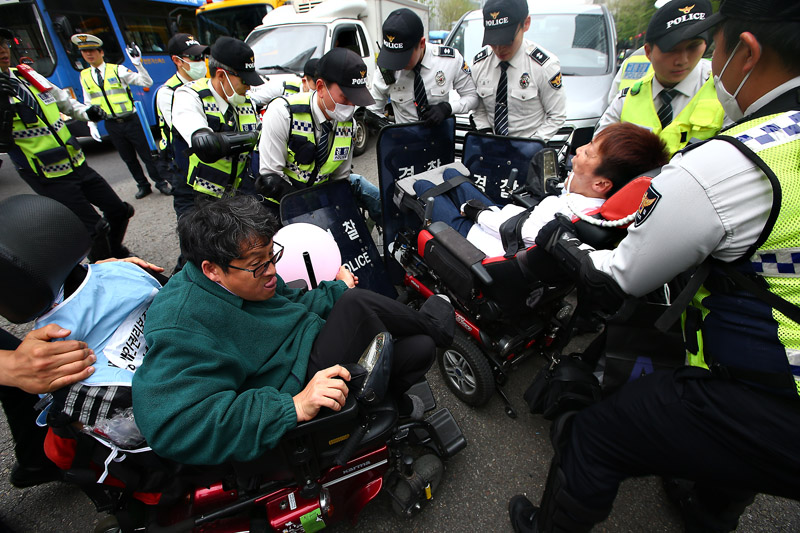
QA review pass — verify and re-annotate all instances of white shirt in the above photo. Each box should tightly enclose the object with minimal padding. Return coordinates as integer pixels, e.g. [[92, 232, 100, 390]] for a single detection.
[[8, 69, 90, 121], [80, 61, 153, 107], [257, 91, 351, 181], [155, 72, 192, 130], [470, 39, 566, 141], [248, 79, 293, 108], [369, 43, 478, 123], [589, 76, 800, 297], [596, 59, 713, 134], [172, 80, 243, 148], [467, 191, 605, 257]]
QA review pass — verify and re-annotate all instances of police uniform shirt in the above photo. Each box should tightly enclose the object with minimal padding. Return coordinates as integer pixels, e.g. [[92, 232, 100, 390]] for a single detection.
[[155, 72, 192, 130], [368, 43, 478, 123], [470, 39, 566, 140], [257, 91, 352, 181], [80, 61, 153, 108], [8, 69, 90, 121], [588, 75, 800, 298], [608, 46, 646, 105], [248, 79, 292, 107], [596, 59, 713, 134], [172, 80, 255, 147]]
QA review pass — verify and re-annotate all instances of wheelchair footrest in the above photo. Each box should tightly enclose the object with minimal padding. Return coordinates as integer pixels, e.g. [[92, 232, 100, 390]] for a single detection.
[[406, 379, 436, 412], [426, 408, 467, 458]]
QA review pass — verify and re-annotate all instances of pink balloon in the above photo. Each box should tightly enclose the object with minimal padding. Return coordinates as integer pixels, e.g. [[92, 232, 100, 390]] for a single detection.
[[274, 223, 342, 288]]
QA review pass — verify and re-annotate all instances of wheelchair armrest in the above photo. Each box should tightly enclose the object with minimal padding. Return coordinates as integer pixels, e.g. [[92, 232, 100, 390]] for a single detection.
[[426, 222, 493, 285], [573, 220, 626, 250], [282, 393, 359, 440]]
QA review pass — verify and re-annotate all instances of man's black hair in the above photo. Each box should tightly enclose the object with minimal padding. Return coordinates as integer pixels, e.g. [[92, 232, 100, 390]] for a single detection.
[[721, 19, 800, 75], [178, 195, 279, 270]]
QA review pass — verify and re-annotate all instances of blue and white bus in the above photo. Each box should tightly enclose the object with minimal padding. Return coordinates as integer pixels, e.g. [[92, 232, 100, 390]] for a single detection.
[[0, 0, 204, 135]]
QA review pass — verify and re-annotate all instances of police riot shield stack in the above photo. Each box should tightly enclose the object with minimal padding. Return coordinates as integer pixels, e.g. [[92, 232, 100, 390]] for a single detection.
[[377, 118, 456, 281], [280, 179, 396, 298], [461, 131, 545, 206]]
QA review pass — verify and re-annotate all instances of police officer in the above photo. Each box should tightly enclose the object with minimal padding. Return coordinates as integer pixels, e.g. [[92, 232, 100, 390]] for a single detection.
[[470, 0, 566, 140], [510, 1, 800, 531], [257, 48, 381, 222], [369, 8, 478, 126], [0, 28, 132, 260], [71, 33, 172, 199], [596, 0, 724, 155], [155, 33, 209, 218], [171, 36, 261, 200]]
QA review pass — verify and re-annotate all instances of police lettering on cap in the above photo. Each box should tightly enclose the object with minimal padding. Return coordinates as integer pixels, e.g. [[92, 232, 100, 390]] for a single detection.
[[646, 0, 713, 52], [210, 36, 263, 86], [684, 0, 800, 38], [168, 33, 209, 58], [377, 8, 424, 71], [482, 0, 528, 46], [70, 33, 103, 51], [316, 48, 375, 107]]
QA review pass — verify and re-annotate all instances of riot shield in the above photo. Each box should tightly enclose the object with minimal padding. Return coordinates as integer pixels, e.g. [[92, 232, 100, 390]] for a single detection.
[[280, 179, 396, 298], [461, 131, 544, 206], [377, 118, 456, 278]]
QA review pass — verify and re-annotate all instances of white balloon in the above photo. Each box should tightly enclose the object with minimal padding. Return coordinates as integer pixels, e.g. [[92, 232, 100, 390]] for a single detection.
[[274, 223, 342, 289]]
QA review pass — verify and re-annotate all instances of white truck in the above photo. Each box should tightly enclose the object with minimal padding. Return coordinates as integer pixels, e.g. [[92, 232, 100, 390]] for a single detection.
[[246, 0, 429, 155]]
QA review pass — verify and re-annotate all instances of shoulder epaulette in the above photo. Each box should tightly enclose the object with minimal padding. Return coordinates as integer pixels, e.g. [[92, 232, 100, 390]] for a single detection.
[[436, 46, 455, 58], [529, 47, 549, 66], [473, 48, 490, 64]]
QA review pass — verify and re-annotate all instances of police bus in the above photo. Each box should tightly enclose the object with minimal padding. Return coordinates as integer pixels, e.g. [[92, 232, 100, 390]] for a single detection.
[[0, 0, 204, 136]]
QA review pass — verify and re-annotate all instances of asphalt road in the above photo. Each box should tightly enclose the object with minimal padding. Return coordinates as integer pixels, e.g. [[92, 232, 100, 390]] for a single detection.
[[0, 139, 798, 532]]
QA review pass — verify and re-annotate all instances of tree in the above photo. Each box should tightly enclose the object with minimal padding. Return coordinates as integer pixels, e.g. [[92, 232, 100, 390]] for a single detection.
[[420, 0, 478, 31]]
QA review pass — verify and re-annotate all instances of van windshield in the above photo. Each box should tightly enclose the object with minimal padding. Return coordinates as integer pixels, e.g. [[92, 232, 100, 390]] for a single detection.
[[247, 24, 325, 75], [450, 13, 611, 76]]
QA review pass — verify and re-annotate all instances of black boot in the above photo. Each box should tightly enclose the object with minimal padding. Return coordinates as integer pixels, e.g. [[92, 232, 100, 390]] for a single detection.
[[662, 477, 755, 533], [87, 218, 113, 262], [106, 202, 135, 258], [135, 185, 152, 199]]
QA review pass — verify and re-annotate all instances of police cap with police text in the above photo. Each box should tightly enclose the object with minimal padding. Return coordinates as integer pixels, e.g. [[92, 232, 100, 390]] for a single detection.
[[685, 0, 800, 37], [70, 33, 103, 51], [316, 48, 375, 107], [482, 0, 528, 47], [168, 33, 209, 58], [210, 36, 263, 86], [377, 8, 424, 71], [646, 0, 713, 52]]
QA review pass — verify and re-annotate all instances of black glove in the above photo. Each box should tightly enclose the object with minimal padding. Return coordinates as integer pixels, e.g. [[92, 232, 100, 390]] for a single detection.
[[191, 130, 258, 163], [422, 102, 451, 127], [535, 213, 577, 252], [0, 75, 15, 97], [254, 173, 292, 201], [287, 134, 316, 165], [462, 199, 488, 222], [86, 105, 107, 122]]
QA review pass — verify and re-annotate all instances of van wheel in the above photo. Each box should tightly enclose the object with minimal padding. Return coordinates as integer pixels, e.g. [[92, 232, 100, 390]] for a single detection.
[[438, 330, 494, 406], [353, 112, 368, 156]]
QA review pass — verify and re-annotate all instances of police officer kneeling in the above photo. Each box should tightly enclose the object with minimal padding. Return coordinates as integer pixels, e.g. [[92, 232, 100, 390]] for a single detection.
[[509, 1, 800, 531]]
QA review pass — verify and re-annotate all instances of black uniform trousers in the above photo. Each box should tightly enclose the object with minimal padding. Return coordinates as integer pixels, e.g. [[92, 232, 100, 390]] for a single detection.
[[0, 328, 52, 470], [105, 116, 165, 189], [15, 162, 129, 238], [561, 365, 800, 511], [307, 288, 442, 398]]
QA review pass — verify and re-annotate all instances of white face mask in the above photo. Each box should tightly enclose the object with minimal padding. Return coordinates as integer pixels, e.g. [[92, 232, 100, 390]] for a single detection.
[[713, 40, 757, 122], [180, 58, 207, 80], [221, 70, 247, 106], [321, 82, 355, 122]]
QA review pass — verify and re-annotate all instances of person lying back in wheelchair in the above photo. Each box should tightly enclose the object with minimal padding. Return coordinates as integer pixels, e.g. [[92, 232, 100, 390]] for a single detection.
[[413, 123, 669, 257], [132, 195, 455, 466]]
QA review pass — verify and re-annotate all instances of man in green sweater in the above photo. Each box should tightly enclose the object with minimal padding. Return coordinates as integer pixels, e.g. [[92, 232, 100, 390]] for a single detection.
[[132, 196, 453, 465]]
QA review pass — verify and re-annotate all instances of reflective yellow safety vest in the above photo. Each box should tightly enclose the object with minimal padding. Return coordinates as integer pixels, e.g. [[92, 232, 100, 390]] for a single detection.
[[185, 78, 258, 198], [619, 70, 724, 155], [156, 74, 183, 152], [617, 53, 651, 93], [79, 63, 134, 117], [687, 111, 800, 396], [10, 68, 85, 178]]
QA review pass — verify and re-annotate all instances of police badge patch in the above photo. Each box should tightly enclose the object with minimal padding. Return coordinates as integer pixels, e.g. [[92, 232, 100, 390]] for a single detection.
[[634, 185, 662, 227], [462, 61, 471, 74], [435, 70, 446, 86], [548, 72, 562, 89], [519, 73, 530, 89]]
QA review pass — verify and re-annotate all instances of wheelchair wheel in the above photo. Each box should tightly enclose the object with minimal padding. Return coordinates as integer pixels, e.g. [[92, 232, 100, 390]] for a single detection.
[[438, 329, 494, 406]]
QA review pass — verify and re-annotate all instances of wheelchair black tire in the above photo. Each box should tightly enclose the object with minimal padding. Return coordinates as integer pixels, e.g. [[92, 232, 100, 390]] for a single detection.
[[438, 329, 494, 406]]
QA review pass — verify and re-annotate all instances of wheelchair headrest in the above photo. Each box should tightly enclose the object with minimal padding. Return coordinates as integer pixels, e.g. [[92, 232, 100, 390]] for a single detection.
[[599, 175, 653, 223], [0, 195, 91, 323]]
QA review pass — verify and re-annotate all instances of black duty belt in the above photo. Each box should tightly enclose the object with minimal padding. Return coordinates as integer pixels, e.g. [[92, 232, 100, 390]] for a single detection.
[[108, 113, 136, 123]]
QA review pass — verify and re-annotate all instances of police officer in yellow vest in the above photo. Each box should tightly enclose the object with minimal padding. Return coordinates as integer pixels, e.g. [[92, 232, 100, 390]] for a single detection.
[[596, 0, 724, 156], [72, 33, 173, 199], [607, 47, 650, 105], [155, 33, 209, 218], [256, 48, 382, 222], [0, 28, 133, 260], [171, 36, 260, 200], [510, 1, 800, 532]]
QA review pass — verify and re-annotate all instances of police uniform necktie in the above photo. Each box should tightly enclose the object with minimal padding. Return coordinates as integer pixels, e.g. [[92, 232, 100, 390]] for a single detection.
[[657, 88, 677, 129], [224, 105, 237, 130], [412, 63, 428, 120], [316, 121, 332, 169], [10, 78, 42, 117], [494, 61, 510, 136], [95, 67, 116, 118]]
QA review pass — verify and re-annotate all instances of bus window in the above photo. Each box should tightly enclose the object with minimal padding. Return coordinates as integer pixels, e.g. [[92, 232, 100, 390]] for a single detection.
[[110, 0, 199, 55], [0, 2, 57, 76], [197, 4, 272, 43], [44, 0, 124, 68]]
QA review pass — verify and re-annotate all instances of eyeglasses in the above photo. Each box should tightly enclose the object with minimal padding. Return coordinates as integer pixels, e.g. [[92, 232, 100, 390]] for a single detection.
[[226, 242, 284, 278], [181, 54, 205, 62]]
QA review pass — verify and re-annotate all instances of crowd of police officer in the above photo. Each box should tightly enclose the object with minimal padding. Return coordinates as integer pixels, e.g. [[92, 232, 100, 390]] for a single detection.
[[2, 0, 800, 531]]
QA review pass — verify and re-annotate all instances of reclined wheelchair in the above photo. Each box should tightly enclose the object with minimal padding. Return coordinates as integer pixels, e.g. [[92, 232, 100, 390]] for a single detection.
[[375, 120, 657, 417], [0, 195, 467, 533]]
